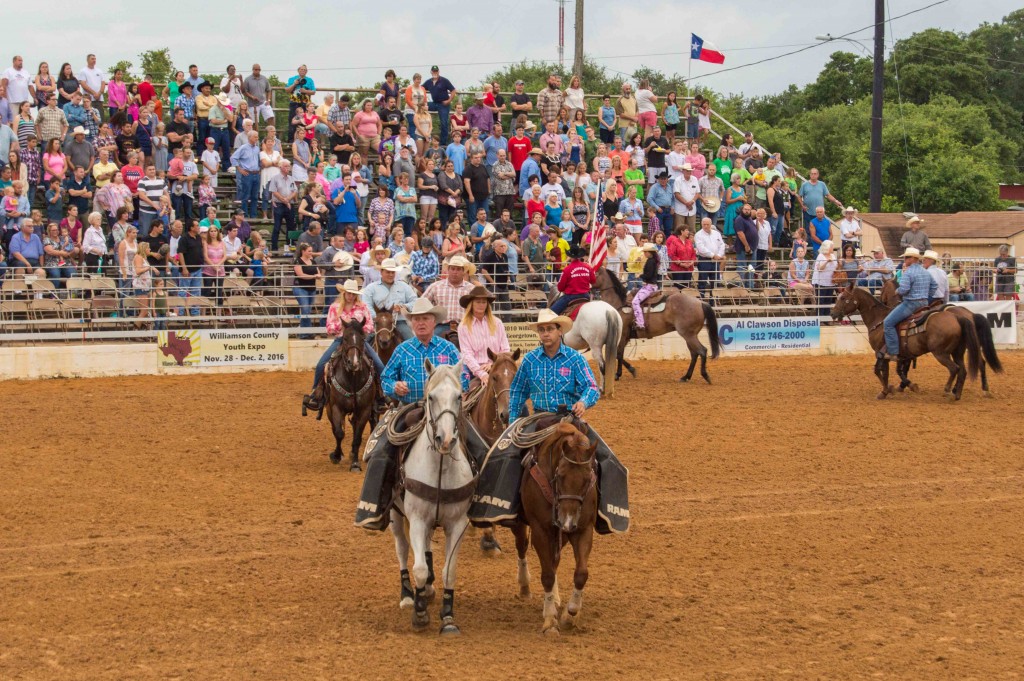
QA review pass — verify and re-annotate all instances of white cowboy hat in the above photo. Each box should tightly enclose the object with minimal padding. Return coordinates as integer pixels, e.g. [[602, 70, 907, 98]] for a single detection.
[[641, 243, 658, 253], [612, 212, 625, 222], [531, 309, 573, 334], [377, 257, 400, 272], [446, 254, 476, 277], [700, 196, 721, 213], [72, 126, 86, 136], [906, 216, 924, 227], [216, 92, 231, 106], [854, 248, 864, 258], [922, 249, 940, 262], [405, 297, 446, 323], [843, 205, 856, 213], [335, 278, 362, 295], [331, 250, 355, 271], [481, 223, 497, 239], [681, 162, 693, 171], [369, 244, 390, 256], [899, 247, 922, 259]]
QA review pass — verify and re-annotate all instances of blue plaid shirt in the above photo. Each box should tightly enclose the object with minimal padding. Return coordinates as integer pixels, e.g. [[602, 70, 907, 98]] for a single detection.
[[174, 94, 195, 120], [509, 343, 600, 421], [381, 335, 467, 403], [410, 250, 440, 283], [897, 263, 936, 301]]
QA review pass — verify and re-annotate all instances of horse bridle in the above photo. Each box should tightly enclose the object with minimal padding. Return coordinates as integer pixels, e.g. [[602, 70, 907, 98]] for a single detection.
[[374, 315, 397, 352]]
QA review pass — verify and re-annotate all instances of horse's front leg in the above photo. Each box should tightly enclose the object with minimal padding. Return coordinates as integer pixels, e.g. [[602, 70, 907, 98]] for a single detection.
[[349, 407, 369, 472], [512, 522, 531, 598], [530, 522, 561, 635], [390, 511, 414, 609], [438, 512, 470, 636], [329, 403, 345, 464], [407, 515, 432, 631], [560, 526, 594, 631], [874, 357, 892, 399]]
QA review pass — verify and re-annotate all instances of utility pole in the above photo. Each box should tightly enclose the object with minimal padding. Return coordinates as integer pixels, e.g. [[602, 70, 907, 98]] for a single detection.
[[558, 0, 565, 68], [870, 0, 884, 212], [573, 0, 584, 77]]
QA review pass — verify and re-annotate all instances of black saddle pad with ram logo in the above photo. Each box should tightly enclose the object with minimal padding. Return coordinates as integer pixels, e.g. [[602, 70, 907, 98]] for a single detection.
[[354, 408, 403, 531]]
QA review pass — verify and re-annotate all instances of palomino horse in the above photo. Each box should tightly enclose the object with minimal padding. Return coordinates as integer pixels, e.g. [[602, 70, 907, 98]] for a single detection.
[[878, 279, 1002, 396], [325, 320, 379, 470], [592, 267, 721, 383], [389, 361, 475, 635], [830, 284, 980, 400], [372, 306, 402, 367], [467, 349, 520, 555], [515, 421, 598, 634], [544, 289, 622, 396]]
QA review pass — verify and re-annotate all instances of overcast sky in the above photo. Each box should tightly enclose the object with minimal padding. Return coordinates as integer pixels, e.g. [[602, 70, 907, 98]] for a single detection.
[[3, 0, 1018, 99]]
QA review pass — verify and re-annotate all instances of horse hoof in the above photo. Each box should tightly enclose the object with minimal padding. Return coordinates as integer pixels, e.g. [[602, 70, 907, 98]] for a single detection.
[[412, 610, 430, 630], [349, 461, 362, 472], [983, 390, 994, 399], [423, 584, 436, 602], [543, 624, 560, 637], [876, 392, 888, 400], [702, 375, 712, 385], [909, 383, 920, 393], [329, 452, 341, 464], [679, 376, 690, 383], [558, 610, 577, 630], [627, 367, 638, 379], [480, 534, 502, 555], [518, 587, 531, 600], [439, 620, 461, 637], [399, 596, 414, 609]]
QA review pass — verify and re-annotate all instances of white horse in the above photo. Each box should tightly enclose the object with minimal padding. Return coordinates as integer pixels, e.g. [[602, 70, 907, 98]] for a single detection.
[[389, 360, 474, 635], [560, 300, 623, 397]]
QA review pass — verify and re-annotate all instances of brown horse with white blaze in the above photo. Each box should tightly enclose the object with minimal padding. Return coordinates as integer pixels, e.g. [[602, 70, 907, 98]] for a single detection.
[[516, 421, 598, 635], [372, 305, 401, 367]]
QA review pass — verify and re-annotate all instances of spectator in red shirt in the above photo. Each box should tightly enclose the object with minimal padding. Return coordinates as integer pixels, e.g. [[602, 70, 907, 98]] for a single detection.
[[549, 245, 595, 314], [667, 225, 696, 286], [525, 184, 545, 223], [119, 151, 144, 218], [508, 124, 533, 174]]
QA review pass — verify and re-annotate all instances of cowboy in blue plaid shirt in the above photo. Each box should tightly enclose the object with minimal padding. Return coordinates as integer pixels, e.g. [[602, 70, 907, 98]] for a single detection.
[[381, 299, 467, 403], [409, 239, 440, 291], [509, 309, 600, 422]]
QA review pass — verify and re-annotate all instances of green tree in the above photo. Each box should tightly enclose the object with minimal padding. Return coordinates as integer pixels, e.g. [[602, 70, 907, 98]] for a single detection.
[[139, 48, 175, 85], [107, 60, 134, 80], [803, 51, 872, 109]]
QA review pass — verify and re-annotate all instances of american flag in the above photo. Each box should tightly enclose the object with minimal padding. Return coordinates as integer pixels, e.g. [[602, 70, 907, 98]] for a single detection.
[[589, 182, 608, 270]]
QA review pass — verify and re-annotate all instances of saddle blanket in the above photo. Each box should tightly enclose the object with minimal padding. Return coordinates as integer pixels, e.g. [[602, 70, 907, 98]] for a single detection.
[[899, 303, 951, 340], [467, 417, 630, 535], [620, 302, 667, 314]]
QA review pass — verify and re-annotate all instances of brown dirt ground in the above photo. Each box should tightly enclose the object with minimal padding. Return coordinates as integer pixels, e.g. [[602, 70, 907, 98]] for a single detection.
[[2, 353, 1024, 680]]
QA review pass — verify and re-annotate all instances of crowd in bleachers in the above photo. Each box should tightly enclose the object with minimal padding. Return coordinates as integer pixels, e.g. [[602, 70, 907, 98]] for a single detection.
[[1, 54, 1016, 333]]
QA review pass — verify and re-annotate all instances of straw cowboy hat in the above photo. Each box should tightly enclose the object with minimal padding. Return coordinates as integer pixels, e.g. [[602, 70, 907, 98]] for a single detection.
[[700, 196, 721, 213], [72, 126, 87, 136], [899, 246, 922, 259], [528, 146, 543, 156], [216, 92, 231, 106], [854, 248, 864, 258], [531, 308, 573, 334], [906, 216, 924, 228], [641, 243, 658, 253], [480, 223, 497, 239], [922, 249, 940, 262], [459, 284, 496, 309], [376, 257, 400, 272], [446, 254, 476, 277], [843, 205, 857, 214], [335, 278, 363, 295], [370, 244, 390, 257], [612, 212, 626, 222], [331, 250, 355, 271], [405, 297, 446, 323], [681, 162, 693, 171]]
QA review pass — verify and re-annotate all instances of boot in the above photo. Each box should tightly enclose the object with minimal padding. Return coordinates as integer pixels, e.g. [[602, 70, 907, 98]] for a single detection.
[[302, 384, 324, 416]]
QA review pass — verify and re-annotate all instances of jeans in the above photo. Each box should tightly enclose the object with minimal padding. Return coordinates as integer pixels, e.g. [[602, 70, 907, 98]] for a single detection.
[[656, 207, 674, 238], [211, 127, 231, 170], [949, 292, 974, 302], [770, 214, 785, 244], [45, 266, 76, 286], [398, 215, 416, 238], [697, 205, 719, 226], [261, 180, 273, 214], [139, 210, 158, 235], [293, 286, 315, 334], [405, 113, 418, 140], [814, 285, 837, 320], [696, 258, 718, 298], [466, 196, 491, 222], [429, 102, 451, 145], [312, 337, 386, 391], [883, 299, 926, 356], [735, 249, 755, 288], [172, 193, 194, 227], [550, 293, 589, 315], [238, 172, 260, 218], [180, 269, 203, 316], [272, 203, 296, 251]]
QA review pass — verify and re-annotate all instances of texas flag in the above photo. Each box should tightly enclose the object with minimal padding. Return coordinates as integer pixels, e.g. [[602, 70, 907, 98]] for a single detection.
[[691, 34, 725, 64]]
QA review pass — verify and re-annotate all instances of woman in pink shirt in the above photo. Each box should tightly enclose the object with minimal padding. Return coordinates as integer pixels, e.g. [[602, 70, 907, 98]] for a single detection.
[[352, 99, 383, 159], [107, 69, 128, 118], [457, 285, 510, 384], [685, 142, 707, 180], [42, 139, 67, 183]]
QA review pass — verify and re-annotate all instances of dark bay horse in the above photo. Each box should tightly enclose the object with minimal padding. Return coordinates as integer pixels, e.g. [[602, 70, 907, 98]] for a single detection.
[[879, 279, 1002, 396], [372, 306, 401, 367], [326, 320, 379, 469], [468, 349, 520, 555], [593, 267, 721, 383], [516, 422, 598, 635], [830, 284, 980, 400]]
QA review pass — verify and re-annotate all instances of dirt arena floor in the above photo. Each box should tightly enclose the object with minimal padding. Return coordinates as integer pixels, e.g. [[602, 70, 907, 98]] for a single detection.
[[3, 352, 1024, 679]]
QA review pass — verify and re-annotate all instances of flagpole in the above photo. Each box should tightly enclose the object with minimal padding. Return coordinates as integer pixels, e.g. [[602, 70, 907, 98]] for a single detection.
[[687, 34, 692, 97]]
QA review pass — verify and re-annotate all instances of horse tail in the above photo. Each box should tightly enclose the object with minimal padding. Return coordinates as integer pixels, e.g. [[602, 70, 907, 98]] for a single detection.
[[957, 315, 980, 382], [972, 313, 1003, 373], [603, 306, 622, 397], [703, 302, 721, 360]]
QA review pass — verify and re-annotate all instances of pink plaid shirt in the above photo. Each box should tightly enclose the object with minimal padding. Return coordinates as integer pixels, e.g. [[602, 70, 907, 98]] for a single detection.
[[423, 278, 475, 324]]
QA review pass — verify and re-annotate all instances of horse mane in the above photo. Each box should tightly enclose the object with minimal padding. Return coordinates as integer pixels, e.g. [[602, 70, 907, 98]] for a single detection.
[[602, 267, 627, 303]]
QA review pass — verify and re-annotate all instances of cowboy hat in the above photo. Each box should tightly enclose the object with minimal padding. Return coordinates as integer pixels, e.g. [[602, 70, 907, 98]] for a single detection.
[[922, 249, 940, 262], [335, 278, 363, 295], [405, 297, 446, 323], [871, 245, 884, 254], [377, 257, 400, 272], [899, 247, 922, 259], [906, 216, 924, 227], [531, 308, 572, 334], [216, 92, 231, 106], [568, 245, 587, 259], [854, 248, 864, 258], [369, 244, 390, 256], [446, 254, 476, 277], [459, 284, 496, 308], [612, 212, 625, 222], [843, 205, 856, 213], [198, 80, 212, 91], [480, 223, 497, 239], [681, 162, 693, 171], [641, 243, 658, 253], [700, 196, 721, 213], [528, 146, 543, 156], [331, 250, 355, 271], [72, 126, 86, 136]]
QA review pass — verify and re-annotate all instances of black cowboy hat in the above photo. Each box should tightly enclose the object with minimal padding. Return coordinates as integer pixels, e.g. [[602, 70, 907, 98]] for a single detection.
[[198, 80, 213, 91], [568, 245, 587, 260], [459, 284, 496, 309], [179, 81, 194, 90]]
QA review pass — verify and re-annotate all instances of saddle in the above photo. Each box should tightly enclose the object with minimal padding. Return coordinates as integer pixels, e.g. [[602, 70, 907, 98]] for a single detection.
[[564, 297, 588, 321], [622, 289, 668, 315], [897, 300, 948, 338]]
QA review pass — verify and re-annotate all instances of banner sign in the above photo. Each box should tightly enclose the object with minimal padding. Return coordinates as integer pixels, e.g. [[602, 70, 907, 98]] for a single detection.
[[716, 317, 821, 352], [958, 301, 1017, 344], [157, 330, 289, 368], [505, 323, 540, 354]]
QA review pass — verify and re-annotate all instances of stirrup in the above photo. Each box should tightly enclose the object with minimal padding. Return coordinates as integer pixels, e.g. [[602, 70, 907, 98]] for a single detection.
[[302, 394, 322, 415]]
